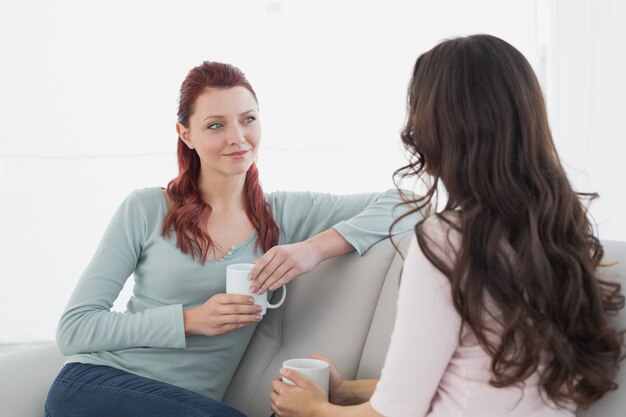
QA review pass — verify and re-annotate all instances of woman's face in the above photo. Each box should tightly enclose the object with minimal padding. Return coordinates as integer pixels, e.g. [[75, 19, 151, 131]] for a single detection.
[[178, 86, 260, 179]]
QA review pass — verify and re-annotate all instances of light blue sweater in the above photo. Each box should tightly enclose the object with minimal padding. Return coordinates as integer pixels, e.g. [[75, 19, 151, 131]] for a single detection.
[[57, 187, 415, 400]]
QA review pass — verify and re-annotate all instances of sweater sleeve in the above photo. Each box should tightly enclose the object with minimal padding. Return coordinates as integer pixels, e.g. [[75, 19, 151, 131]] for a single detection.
[[369, 223, 462, 417], [56, 191, 186, 355], [268, 189, 417, 255]]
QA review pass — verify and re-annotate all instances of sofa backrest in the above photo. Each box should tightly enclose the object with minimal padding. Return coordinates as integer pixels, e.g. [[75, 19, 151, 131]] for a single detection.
[[222, 233, 411, 417], [0, 237, 623, 417], [223, 236, 626, 417]]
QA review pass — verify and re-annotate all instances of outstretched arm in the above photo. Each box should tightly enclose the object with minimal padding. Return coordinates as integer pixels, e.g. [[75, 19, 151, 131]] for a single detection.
[[249, 189, 418, 294], [249, 228, 351, 293]]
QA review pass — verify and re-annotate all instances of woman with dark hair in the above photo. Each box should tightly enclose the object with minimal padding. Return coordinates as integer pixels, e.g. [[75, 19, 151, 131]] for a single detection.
[[270, 35, 624, 417], [44, 61, 414, 416]]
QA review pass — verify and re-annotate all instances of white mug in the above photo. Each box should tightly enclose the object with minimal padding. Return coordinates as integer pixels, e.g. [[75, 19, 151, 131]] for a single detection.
[[226, 263, 286, 315], [282, 358, 330, 397]]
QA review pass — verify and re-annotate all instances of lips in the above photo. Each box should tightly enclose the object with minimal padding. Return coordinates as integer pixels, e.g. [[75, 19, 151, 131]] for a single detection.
[[223, 149, 250, 159]]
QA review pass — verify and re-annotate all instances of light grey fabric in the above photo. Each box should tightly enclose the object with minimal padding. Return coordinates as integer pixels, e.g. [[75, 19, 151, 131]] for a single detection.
[[0, 343, 65, 417], [355, 235, 408, 380], [0, 237, 624, 417]]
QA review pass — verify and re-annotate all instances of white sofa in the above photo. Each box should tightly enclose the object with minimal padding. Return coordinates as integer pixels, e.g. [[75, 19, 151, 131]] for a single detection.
[[1, 235, 624, 417]]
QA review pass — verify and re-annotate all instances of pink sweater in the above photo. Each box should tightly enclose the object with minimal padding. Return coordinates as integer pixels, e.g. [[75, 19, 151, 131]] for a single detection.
[[370, 216, 575, 417]]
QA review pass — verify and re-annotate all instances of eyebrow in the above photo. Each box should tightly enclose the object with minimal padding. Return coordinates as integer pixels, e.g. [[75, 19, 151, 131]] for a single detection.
[[202, 109, 257, 122]]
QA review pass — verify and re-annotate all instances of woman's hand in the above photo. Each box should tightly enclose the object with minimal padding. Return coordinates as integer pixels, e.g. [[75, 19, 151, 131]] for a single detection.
[[309, 354, 346, 404], [271, 368, 329, 417], [249, 241, 322, 294], [310, 354, 378, 406], [183, 294, 262, 336], [249, 229, 354, 295]]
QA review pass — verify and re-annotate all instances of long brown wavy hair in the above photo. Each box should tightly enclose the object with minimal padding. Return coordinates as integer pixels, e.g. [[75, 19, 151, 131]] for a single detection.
[[393, 35, 624, 408], [162, 62, 279, 264]]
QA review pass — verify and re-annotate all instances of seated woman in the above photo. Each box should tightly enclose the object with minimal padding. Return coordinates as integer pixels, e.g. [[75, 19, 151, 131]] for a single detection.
[[270, 34, 624, 417], [44, 61, 415, 417]]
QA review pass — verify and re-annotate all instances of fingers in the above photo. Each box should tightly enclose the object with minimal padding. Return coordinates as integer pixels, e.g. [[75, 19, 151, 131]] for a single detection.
[[210, 312, 262, 335], [201, 294, 264, 335], [249, 249, 276, 283], [219, 313, 262, 325], [216, 302, 262, 316], [250, 252, 284, 294], [219, 322, 254, 333], [271, 374, 325, 417], [215, 293, 256, 305], [270, 377, 291, 415], [309, 354, 338, 372], [214, 296, 263, 326], [279, 368, 312, 388], [268, 268, 299, 292], [270, 400, 280, 416], [250, 247, 301, 294], [212, 294, 261, 314], [270, 388, 284, 416], [254, 261, 283, 293], [270, 378, 284, 416], [310, 353, 332, 364], [256, 263, 294, 294], [272, 377, 286, 393]]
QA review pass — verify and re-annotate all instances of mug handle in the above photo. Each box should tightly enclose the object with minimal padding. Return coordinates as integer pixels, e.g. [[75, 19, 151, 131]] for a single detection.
[[267, 285, 287, 309]]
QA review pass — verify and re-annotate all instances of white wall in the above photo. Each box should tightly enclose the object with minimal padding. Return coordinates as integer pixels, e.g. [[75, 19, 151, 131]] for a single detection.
[[544, 0, 626, 242], [0, 0, 621, 344]]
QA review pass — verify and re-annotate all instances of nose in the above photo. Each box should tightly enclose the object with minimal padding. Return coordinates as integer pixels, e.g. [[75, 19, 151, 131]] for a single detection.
[[227, 125, 246, 145]]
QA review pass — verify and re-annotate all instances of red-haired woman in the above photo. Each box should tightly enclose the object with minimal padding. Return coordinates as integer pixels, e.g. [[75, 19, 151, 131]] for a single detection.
[[44, 62, 414, 417], [270, 35, 624, 417]]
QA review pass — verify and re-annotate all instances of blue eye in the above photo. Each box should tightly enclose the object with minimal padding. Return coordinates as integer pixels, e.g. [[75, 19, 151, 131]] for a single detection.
[[208, 123, 223, 130], [243, 116, 256, 124]]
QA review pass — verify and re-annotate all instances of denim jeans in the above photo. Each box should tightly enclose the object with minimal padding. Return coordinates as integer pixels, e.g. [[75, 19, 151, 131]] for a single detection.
[[44, 362, 247, 417]]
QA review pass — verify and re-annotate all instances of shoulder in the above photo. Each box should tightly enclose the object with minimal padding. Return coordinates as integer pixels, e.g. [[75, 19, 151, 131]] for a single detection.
[[265, 190, 316, 205], [119, 187, 167, 219], [130, 187, 166, 203], [417, 212, 462, 265], [421, 211, 460, 235], [122, 187, 165, 205]]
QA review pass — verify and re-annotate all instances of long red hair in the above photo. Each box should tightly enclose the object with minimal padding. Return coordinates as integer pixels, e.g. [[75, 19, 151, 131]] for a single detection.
[[162, 61, 279, 264]]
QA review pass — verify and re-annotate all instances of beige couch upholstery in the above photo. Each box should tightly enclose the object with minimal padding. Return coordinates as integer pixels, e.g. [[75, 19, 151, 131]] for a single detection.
[[1, 235, 624, 417]]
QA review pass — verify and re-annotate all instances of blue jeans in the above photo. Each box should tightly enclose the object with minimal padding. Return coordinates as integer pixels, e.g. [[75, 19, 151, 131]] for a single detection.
[[44, 362, 247, 417]]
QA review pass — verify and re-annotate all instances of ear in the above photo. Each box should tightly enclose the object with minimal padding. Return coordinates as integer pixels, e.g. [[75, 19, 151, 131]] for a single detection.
[[176, 122, 194, 149]]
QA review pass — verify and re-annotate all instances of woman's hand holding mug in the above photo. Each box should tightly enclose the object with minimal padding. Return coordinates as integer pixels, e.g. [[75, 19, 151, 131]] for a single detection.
[[309, 354, 347, 404], [226, 263, 287, 315], [249, 241, 321, 294], [182, 293, 263, 337]]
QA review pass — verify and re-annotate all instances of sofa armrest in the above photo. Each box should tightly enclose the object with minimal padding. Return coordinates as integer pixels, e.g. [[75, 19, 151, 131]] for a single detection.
[[0, 343, 65, 417]]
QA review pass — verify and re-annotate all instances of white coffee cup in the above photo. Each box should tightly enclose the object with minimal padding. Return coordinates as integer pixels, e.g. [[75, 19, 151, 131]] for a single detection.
[[226, 263, 286, 315], [282, 358, 330, 397]]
